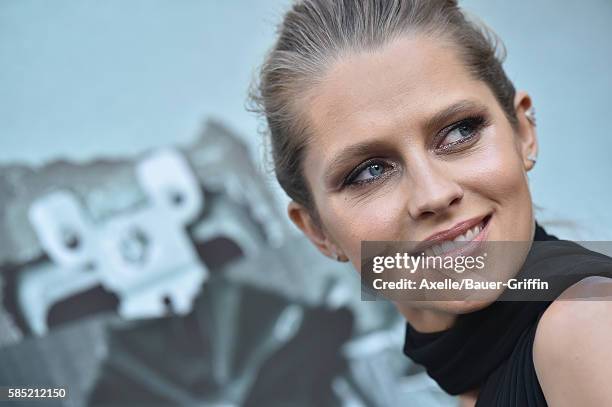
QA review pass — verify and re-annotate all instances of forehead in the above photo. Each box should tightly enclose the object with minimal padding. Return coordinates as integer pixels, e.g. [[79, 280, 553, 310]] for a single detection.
[[302, 35, 495, 156]]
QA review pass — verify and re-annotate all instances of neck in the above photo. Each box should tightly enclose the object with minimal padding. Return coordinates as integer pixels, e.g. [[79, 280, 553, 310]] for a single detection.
[[394, 302, 458, 333]]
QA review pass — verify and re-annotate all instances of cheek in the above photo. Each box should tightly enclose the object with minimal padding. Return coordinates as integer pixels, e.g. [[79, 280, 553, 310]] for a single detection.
[[319, 186, 407, 266], [459, 130, 534, 238], [462, 135, 528, 199]]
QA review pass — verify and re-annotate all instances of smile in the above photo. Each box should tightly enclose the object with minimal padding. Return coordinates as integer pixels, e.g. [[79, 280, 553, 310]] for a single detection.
[[417, 214, 492, 257]]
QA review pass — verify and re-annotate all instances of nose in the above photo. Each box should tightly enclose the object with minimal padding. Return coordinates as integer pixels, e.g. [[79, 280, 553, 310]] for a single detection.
[[405, 159, 464, 220]]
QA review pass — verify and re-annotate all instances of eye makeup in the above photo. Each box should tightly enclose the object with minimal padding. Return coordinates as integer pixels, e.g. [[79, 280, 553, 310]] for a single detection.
[[435, 115, 489, 153], [339, 113, 490, 190], [342, 158, 398, 188]]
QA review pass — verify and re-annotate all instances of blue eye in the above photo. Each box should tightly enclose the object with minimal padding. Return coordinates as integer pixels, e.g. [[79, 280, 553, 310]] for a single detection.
[[438, 116, 485, 151], [345, 161, 388, 185], [441, 123, 475, 146], [356, 163, 384, 180]]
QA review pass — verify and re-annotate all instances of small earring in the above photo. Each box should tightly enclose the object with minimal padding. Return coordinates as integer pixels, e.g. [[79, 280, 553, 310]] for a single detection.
[[333, 252, 348, 262], [527, 154, 537, 164], [525, 107, 536, 126]]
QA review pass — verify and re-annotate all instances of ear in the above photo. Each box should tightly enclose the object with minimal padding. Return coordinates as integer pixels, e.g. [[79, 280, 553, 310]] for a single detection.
[[287, 201, 345, 261], [514, 91, 538, 172]]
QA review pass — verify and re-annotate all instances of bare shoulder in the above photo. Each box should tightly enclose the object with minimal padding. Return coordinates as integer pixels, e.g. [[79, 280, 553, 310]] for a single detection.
[[533, 276, 612, 406]]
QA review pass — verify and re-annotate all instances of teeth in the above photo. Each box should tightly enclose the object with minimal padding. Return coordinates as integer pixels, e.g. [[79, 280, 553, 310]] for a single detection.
[[456, 223, 482, 243], [427, 220, 486, 255]]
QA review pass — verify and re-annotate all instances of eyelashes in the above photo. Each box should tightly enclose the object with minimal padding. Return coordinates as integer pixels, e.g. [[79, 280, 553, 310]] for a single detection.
[[343, 159, 396, 187], [341, 114, 488, 189], [436, 115, 487, 152]]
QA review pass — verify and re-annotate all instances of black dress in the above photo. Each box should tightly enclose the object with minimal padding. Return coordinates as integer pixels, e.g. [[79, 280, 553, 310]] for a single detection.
[[402, 223, 612, 406]]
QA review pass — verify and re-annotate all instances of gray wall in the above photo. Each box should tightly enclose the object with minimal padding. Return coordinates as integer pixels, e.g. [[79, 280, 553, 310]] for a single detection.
[[2, 0, 611, 238]]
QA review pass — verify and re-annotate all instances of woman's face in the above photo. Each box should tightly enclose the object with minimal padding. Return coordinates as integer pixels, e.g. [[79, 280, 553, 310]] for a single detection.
[[291, 35, 538, 314]]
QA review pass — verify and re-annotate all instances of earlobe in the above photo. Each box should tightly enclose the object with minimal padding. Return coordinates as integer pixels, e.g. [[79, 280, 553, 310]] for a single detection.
[[514, 91, 538, 171], [287, 201, 345, 261]]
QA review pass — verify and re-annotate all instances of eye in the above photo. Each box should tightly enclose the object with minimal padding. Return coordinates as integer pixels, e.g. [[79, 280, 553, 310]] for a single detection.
[[344, 160, 391, 186], [437, 116, 486, 151]]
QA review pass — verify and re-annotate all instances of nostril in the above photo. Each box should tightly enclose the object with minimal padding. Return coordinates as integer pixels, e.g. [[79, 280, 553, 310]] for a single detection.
[[419, 210, 437, 220]]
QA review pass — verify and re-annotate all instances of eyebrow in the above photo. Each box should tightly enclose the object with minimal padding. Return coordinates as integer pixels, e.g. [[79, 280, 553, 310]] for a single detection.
[[322, 99, 489, 188], [422, 99, 488, 134]]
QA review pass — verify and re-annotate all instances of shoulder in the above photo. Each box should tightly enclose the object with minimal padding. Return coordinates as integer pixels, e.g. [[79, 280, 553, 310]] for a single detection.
[[533, 276, 612, 406]]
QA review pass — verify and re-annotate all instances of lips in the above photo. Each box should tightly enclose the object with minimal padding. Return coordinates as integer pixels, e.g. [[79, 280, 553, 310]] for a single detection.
[[415, 214, 492, 256]]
